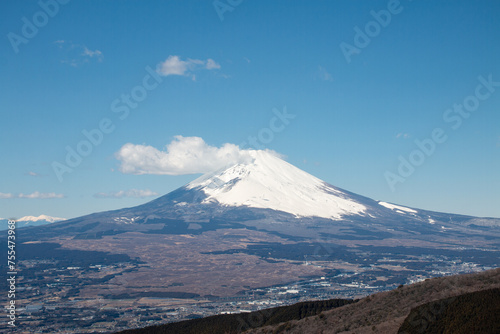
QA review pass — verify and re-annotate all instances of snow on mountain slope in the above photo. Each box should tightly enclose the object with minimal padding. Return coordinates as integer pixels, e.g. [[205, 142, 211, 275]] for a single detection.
[[18, 214, 65, 223], [378, 201, 417, 214], [0, 215, 66, 231], [187, 150, 367, 219]]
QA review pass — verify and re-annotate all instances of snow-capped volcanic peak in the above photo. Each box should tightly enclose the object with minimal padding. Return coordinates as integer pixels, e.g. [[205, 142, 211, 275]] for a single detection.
[[187, 150, 367, 219], [18, 214, 65, 223]]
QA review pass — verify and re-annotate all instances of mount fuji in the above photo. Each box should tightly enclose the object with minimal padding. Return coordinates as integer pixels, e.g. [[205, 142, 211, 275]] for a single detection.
[[27, 149, 499, 241], [186, 150, 367, 220], [25, 150, 499, 243]]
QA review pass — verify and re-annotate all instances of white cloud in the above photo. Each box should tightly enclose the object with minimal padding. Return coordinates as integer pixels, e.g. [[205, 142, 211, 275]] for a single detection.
[[0, 192, 65, 199], [19, 192, 65, 199], [206, 58, 221, 70], [317, 66, 333, 81], [156, 56, 220, 79], [26, 171, 44, 177], [82, 47, 103, 61], [157, 55, 188, 76], [396, 133, 411, 139], [55, 40, 103, 66], [115, 136, 256, 175], [94, 189, 159, 199]]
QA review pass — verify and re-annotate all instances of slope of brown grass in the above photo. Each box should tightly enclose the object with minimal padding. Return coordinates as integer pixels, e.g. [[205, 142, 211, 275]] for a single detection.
[[246, 268, 500, 334], [398, 288, 500, 334]]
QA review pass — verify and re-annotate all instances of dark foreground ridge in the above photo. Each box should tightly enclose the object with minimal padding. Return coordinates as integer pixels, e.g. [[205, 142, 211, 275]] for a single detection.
[[116, 268, 500, 334], [399, 288, 500, 334]]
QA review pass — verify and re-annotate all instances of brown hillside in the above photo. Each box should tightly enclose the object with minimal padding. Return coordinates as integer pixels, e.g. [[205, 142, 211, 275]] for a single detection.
[[398, 288, 500, 334], [246, 268, 500, 334]]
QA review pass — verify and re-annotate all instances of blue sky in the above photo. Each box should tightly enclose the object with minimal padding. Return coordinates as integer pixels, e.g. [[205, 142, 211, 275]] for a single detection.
[[1, 0, 499, 219]]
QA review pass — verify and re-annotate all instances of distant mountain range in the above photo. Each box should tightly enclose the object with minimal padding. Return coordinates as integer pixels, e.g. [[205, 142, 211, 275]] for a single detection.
[[0, 214, 65, 230]]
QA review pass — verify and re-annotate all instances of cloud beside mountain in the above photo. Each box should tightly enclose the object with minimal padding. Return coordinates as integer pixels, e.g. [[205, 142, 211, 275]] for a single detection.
[[115, 136, 262, 175]]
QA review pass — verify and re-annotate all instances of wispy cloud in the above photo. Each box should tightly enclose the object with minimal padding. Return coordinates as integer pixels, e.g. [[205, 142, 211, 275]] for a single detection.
[[317, 66, 333, 81], [396, 133, 411, 139], [93, 189, 159, 199], [206, 59, 221, 70], [82, 46, 103, 59], [26, 171, 43, 177], [115, 136, 259, 175], [0, 192, 65, 199], [55, 40, 103, 67], [156, 55, 221, 80]]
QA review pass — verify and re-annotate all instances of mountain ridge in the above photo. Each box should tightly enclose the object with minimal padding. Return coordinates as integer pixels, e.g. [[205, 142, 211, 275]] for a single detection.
[[18, 214, 65, 222], [246, 268, 500, 334], [0, 214, 65, 231]]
